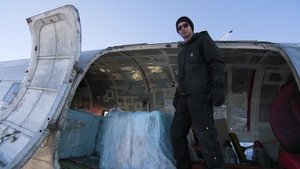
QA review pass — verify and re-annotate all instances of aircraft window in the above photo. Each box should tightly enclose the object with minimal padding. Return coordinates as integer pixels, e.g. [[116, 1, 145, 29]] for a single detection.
[[240, 142, 254, 160], [269, 73, 282, 81], [3, 83, 20, 103]]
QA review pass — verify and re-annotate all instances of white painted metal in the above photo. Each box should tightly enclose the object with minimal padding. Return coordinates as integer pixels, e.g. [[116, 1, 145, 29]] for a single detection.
[[0, 5, 81, 169], [0, 60, 29, 104]]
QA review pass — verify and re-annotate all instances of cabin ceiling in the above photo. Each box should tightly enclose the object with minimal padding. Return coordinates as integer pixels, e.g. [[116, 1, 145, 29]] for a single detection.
[[83, 44, 287, 99], [93, 45, 286, 77]]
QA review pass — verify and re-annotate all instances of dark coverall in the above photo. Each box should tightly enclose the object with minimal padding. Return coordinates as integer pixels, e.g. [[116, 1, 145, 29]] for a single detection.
[[171, 31, 225, 169]]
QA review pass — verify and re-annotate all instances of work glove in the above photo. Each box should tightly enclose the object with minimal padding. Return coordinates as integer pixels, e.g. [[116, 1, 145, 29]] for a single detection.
[[211, 87, 225, 107], [173, 88, 179, 108]]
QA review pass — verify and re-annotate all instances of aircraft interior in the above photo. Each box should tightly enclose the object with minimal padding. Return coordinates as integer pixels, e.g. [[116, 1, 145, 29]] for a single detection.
[[54, 41, 299, 169]]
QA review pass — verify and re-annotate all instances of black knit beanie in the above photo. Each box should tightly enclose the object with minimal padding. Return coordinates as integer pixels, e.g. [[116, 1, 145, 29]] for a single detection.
[[176, 16, 194, 33]]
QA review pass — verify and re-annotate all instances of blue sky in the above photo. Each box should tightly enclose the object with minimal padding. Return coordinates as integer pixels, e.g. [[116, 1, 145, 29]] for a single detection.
[[1, 0, 299, 61]]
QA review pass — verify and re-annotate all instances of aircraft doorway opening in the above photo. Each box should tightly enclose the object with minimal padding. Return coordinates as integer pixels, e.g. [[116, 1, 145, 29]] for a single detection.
[[57, 47, 179, 168], [53, 43, 298, 169]]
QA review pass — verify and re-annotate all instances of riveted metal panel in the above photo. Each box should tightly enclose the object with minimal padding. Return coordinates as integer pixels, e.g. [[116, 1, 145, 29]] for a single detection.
[[0, 5, 81, 169]]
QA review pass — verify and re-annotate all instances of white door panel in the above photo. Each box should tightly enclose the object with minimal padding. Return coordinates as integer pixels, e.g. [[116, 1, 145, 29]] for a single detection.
[[0, 5, 81, 169]]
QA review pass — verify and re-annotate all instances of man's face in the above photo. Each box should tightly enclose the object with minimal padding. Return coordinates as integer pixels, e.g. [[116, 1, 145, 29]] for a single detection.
[[177, 22, 193, 41]]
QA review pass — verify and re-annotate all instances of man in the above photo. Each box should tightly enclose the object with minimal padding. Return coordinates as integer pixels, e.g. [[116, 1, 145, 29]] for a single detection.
[[171, 16, 225, 169]]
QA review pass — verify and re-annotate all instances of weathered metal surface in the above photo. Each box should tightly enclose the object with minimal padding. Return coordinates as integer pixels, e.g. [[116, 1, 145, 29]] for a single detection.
[[0, 5, 81, 169], [0, 19, 299, 168]]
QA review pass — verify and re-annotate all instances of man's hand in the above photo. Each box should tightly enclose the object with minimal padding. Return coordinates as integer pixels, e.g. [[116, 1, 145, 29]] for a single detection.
[[211, 87, 225, 107]]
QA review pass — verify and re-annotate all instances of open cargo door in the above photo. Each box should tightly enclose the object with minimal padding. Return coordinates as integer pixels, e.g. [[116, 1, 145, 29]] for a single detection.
[[0, 5, 81, 168]]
